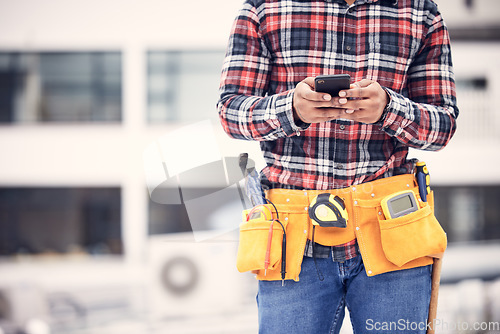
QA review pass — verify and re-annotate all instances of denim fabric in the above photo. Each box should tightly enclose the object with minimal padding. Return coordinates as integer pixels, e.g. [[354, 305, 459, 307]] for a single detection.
[[257, 251, 431, 334]]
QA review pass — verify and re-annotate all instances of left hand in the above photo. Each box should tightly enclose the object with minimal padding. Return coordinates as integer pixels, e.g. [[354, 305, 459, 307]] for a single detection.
[[337, 79, 389, 124]]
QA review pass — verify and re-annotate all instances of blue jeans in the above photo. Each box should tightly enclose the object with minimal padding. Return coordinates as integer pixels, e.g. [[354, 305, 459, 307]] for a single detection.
[[257, 252, 432, 334]]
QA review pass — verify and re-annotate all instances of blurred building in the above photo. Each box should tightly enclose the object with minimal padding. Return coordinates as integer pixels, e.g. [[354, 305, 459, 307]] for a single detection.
[[0, 0, 499, 333]]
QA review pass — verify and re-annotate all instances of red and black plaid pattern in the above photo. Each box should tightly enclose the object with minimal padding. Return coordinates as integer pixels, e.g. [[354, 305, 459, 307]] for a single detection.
[[304, 239, 359, 261], [218, 0, 458, 190]]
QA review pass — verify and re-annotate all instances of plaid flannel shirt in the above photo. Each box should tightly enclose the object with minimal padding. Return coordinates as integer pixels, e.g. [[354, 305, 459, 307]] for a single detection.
[[218, 0, 458, 191]]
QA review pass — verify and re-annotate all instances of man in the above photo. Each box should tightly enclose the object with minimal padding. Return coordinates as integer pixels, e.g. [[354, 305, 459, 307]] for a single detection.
[[218, 0, 457, 333]]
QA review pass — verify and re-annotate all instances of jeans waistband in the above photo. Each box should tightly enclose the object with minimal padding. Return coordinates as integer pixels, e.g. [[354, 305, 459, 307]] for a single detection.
[[304, 239, 359, 261]]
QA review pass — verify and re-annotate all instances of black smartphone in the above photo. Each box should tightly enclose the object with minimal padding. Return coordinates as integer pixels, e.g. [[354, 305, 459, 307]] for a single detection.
[[314, 74, 351, 97]]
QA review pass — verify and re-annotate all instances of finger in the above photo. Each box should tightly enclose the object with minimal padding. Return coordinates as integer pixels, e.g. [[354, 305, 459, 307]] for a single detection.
[[297, 81, 332, 102], [340, 106, 382, 124], [302, 76, 316, 88], [352, 79, 373, 88], [306, 99, 342, 109], [339, 79, 375, 99], [339, 109, 368, 122], [303, 77, 331, 101], [338, 97, 367, 111], [352, 82, 362, 99], [311, 107, 348, 122], [305, 91, 332, 102], [343, 97, 384, 113]]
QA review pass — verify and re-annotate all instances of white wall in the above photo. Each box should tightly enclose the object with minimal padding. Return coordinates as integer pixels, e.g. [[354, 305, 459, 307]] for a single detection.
[[0, 0, 252, 266], [0, 0, 241, 48], [409, 42, 500, 185]]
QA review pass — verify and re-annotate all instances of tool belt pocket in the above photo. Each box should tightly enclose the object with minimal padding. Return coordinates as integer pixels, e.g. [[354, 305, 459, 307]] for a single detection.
[[377, 192, 447, 267], [236, 219, 287, 273]]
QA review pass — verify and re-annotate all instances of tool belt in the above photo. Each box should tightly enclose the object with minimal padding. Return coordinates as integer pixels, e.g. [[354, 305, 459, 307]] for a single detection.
[[236, 174, 447, 281]]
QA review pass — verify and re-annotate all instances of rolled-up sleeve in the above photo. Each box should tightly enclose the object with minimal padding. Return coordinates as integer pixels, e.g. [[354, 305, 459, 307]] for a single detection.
[[217, 1, 306, 141], [380, 11, 458, 151]]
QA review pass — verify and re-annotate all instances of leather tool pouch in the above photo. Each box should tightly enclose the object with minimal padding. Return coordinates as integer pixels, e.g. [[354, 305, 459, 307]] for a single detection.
[[377, 191, 447, 267]]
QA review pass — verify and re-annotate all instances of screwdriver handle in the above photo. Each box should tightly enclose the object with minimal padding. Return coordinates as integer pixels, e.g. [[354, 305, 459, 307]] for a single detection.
[[416, 161, 430, 202]]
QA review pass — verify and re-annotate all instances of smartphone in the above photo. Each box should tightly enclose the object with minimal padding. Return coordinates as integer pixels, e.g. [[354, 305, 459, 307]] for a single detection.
[[314, 74, 351, 97]]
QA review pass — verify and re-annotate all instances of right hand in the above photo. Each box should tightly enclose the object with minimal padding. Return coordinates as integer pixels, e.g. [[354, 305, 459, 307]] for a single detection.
[[292, 77, 350, 123]]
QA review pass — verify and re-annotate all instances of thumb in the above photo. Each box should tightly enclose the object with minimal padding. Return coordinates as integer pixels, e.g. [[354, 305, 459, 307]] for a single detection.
[[350, 79, 373, 89], [302, 77, 316, 89]]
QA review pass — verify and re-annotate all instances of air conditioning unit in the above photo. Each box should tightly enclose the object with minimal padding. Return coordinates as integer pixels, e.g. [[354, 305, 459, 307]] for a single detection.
[[147, 232, 250, 319]]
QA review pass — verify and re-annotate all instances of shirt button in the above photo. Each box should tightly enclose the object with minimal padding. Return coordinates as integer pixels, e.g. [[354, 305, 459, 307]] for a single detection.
[[339, 125, 345, 130], [337, 164, 344, 169], [346, 45, 352, 51]]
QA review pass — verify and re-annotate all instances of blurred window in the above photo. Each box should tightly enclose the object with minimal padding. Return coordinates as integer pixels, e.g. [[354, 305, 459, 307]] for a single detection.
[[0, 52, 122, 123], [433, 185, 500, 243], [455, 76, 496, 140], [0, 187, 122, 256], [148, 200, 192, 235], [456, 77, 487, 90], [147, 50, 225, 123]]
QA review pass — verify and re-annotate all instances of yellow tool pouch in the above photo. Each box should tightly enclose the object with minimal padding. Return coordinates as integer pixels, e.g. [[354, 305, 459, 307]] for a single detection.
[[352, 175, 445, 276], [236, 203, 310, 281], [377, 191, 447, 267], [236, 217, 288, 273]]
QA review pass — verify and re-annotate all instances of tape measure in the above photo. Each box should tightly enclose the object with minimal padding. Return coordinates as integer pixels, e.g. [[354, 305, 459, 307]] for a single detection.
[[308, 193, 348, 228]]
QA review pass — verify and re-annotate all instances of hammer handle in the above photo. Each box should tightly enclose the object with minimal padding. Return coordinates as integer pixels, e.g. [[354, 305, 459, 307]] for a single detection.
[[427, 257, 443, 334]]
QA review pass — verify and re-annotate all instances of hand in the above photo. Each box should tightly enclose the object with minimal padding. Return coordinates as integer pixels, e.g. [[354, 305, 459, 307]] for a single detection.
[[293, 77, 389, 124], [292, 77, 350, 123], [337, 79, 389, 124]]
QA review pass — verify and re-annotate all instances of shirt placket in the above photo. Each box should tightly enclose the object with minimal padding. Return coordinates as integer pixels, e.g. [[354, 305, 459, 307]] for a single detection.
[[331, 3, 357, 188]]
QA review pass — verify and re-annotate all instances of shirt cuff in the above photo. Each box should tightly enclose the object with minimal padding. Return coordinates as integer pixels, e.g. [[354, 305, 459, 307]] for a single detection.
[[379, 88, 410, 139], [276, 90, 310, 136]]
